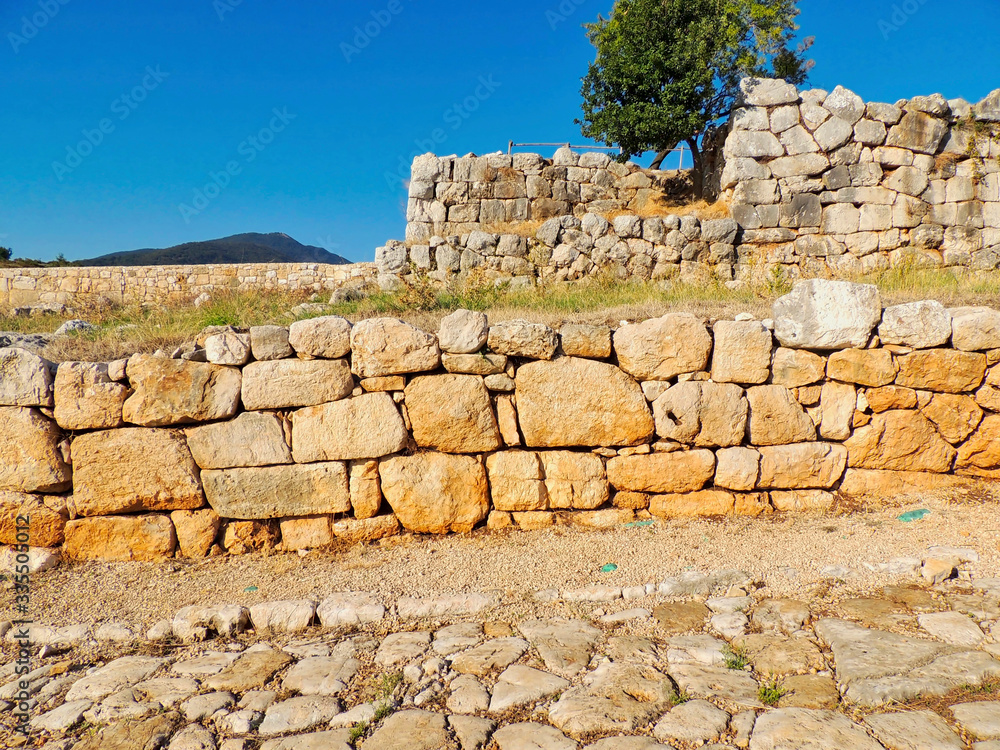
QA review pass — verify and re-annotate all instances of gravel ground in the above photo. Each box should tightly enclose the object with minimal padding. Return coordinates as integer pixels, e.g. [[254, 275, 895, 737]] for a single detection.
[[27, 491, 1000, 630]]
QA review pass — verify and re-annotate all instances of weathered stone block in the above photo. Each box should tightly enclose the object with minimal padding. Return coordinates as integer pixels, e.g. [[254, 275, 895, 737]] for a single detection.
[[559, 324, 612, 359], [747, 385, 817, 445], [242, 359, 354, 410], [186, 411, 292, 469], [203, 463, 350, 520], [614, 314, 712, 381], [65, 515, 176, 562], [757, 443, 848, 489], [773, 280, 881, 350], [54, 362, 130, 430], [711, 321, 772, 384], [171, 508, 220, 558], [405, 374, 501, 453], [487, 321, 559, 360], [845, 410, 957, 473], [879, 301, 952, 349], [771, 349, 826, 388], [826, 349, 897, 387], [0, 408, 71, 493], [540, 451, 608, 509], [349, 460, 381, 519], [0, 348, 53, 407], [487, 451, 548, 512], [380, 453, 489, 534], [607, 451, 715, 494], [291, 393, 408, 462], [288, 316, 352, 360], [0, 491, 65, 547], [350, 318, 440, 378], [123, 355, 241, 427], [72, 428, 205, 516], [250, 325, 292, 361], [895, 350, 986, 393]]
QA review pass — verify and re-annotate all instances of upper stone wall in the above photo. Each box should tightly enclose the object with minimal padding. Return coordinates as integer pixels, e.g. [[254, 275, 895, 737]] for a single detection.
[[722, 78, 1000, 276], [0, 263, 376, 311]]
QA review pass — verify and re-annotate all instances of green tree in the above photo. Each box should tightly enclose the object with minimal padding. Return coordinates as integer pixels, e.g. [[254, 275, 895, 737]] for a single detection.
[[0, 247, 10, 262], [579, 0, 813, 194]]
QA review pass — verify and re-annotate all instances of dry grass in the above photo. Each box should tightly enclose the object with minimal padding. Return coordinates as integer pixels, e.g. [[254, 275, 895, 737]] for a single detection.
[[595, 198, 731, 222], [7, 263, 1000, 362]]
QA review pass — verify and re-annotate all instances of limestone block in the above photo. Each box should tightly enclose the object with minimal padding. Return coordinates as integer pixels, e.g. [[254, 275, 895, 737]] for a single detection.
[[540, 451, 609, 510], [404, 374, 501, 453], [0, 491, 66, 547], [72, 428, 205, 516], [715, 448, 761, 492], [332, 515, 401, 543], [438, 309, 488, 354], [922, 393, 983, 444], [171, 509, 220, 558], [185, 411, 292, 469], [840, 469, 973, 497], [607, 451, 715, 494], [487, 451, 548, 512], [0, 347, 53, 407], [291, 393, 408, 462], [895, 350, 986, 393], [123, 355, 241, 427], [879, 301, 952, 348], [54, 362, 130, 430], [711, 321, 772, 384], [515, 357, 653, 448], [487, 320, 559, 360], [650, 490, 739, 518], [771, 349, 826, 388], [242, 359, 353, 410], [747, 385, 817, 445], [279, 517, 334, 550], [886, 111, 949, 154], [289, 316, 352, 359], [203, 463, 350, 519], [65, 515, 176, 562], [350, 318, 440, 378], [951, 307, 1000, 351], [757, 443, 849, 489], [205, 333, 251, 366], [222, 520, 279, 554], [845, 410, 957, 473], [250, 326, 293, 361], [349, 460, 381, 519], [773, 280, 881, 350], [380, 453, 489, 534], [865, 386, 918, 413], [614, 314, 712, 381], [739, 77, 799, 107], [956, 415, 1000, 471], [559, 324, 612, 359], [826, 349, 896, 387], [820, 382, 856, 441], [726, 130, 784, 158]]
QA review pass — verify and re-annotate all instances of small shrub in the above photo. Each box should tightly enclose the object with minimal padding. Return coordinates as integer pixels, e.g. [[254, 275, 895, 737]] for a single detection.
[[758, 677, 788, 706], [723, 644, 750, 671], [670, 689, 692, 705]]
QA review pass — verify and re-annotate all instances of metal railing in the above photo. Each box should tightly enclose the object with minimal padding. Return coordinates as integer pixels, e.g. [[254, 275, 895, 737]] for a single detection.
[[506, 141, 688, 170]]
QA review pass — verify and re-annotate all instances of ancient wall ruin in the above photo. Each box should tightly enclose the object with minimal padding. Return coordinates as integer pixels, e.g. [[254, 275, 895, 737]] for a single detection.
[[4, 279, 1000, 563]]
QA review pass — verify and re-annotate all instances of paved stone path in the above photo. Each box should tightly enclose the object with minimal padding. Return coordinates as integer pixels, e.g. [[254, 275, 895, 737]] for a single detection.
[[6, 562, 1000, 749]]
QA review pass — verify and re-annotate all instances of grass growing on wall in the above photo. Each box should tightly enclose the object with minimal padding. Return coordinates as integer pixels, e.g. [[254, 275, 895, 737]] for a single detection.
[[5, 266, 1000, 362]]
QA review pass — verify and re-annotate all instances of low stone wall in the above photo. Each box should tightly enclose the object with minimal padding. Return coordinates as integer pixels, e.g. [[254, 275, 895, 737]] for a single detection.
[[722, 78, 1000, 276], [404, 151, 685, 243], [0, 262, 376, 310], [4, 278, 1000, 563]]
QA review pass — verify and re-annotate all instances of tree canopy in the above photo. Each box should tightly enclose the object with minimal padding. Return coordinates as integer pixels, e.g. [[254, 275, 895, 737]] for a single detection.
[[579, 0, 813, 191], [0, 247, 11, 262]]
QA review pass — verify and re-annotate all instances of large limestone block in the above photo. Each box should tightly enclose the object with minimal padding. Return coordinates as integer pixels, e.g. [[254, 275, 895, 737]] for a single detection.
[[757, 443, 848, 489], [957, 415, 1000, 471], [487, 451, 548, 512], [515, 358, 653, 448], [716, 447, 761, 491], [72, 428, 205, 516], [203, 463, 350, 519], [292, 393, 408, 462], [607, 451, 715, 494], [951, 307, 1000, 351], [711, 321, 773, 384], [653, 383, 748, 447], [438, 309, 488, 354], [559, 324, 612, 359], [205, 332, 251, 366], [0, 407, 71, 493], [739, 77, 799, 107], [922, 394, 983, 445], [250, 325, 293, 361], [771, 349, 826, 388], [840, 469, 973, 497], [380, 453, 489, 534], [54, 362, 130, 430], [540, 451, 609, 509], [405, 374, 500, 453], [895, 350, 987, 393], [289, 316, 352, 359], [886, 110, 949, 154], [879, 301, 952, 349], [0, 348, 53, 407], [845, 410, 957, 473], [185, 412, 292, 469], [747, 385, 816, 445], [0, 492, 66, 547], [650, 490, 738, 518], [242, 359, 353, 410], [65, 515, 176, 562], [487, 320, 559, 360], [350, 318, 440, 378], [614, 314, 712, 381], [773, 280, 881, 350], [123, 355, 241, 427], [826, 349, 896, 387]]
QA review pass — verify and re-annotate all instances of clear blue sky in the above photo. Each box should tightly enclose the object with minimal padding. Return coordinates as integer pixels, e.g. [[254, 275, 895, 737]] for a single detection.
[[2, 0, 998, 263]]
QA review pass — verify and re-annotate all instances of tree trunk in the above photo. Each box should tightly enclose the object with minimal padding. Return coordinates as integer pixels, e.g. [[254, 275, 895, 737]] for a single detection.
[[686, 137, 704, 199], [649, 149, 670, 170]]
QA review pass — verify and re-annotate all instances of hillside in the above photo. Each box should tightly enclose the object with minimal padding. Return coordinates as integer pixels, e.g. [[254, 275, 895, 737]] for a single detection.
[[76, 233, 352, 267]]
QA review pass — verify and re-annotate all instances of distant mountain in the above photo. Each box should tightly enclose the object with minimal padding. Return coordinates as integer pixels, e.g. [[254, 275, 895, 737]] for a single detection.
[[77, 233, 352, 267]]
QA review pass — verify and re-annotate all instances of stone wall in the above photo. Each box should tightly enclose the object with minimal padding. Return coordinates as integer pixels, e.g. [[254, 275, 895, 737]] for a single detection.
[[404, 151, 685, 243], [0, 263, 376, 310], [721, 78, 1000, 277], [4, 279, 1000, 563]]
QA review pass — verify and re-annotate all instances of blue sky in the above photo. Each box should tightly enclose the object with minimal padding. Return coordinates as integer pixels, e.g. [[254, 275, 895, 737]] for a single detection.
[[1, 0, 998, 263]]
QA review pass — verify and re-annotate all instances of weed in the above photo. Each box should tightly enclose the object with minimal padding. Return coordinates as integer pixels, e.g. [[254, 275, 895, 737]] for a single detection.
[[670, 689, 692, 705], [723, 644, 750, 671], [348, 720, 368, 743], [759, 677, 788, 706]]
